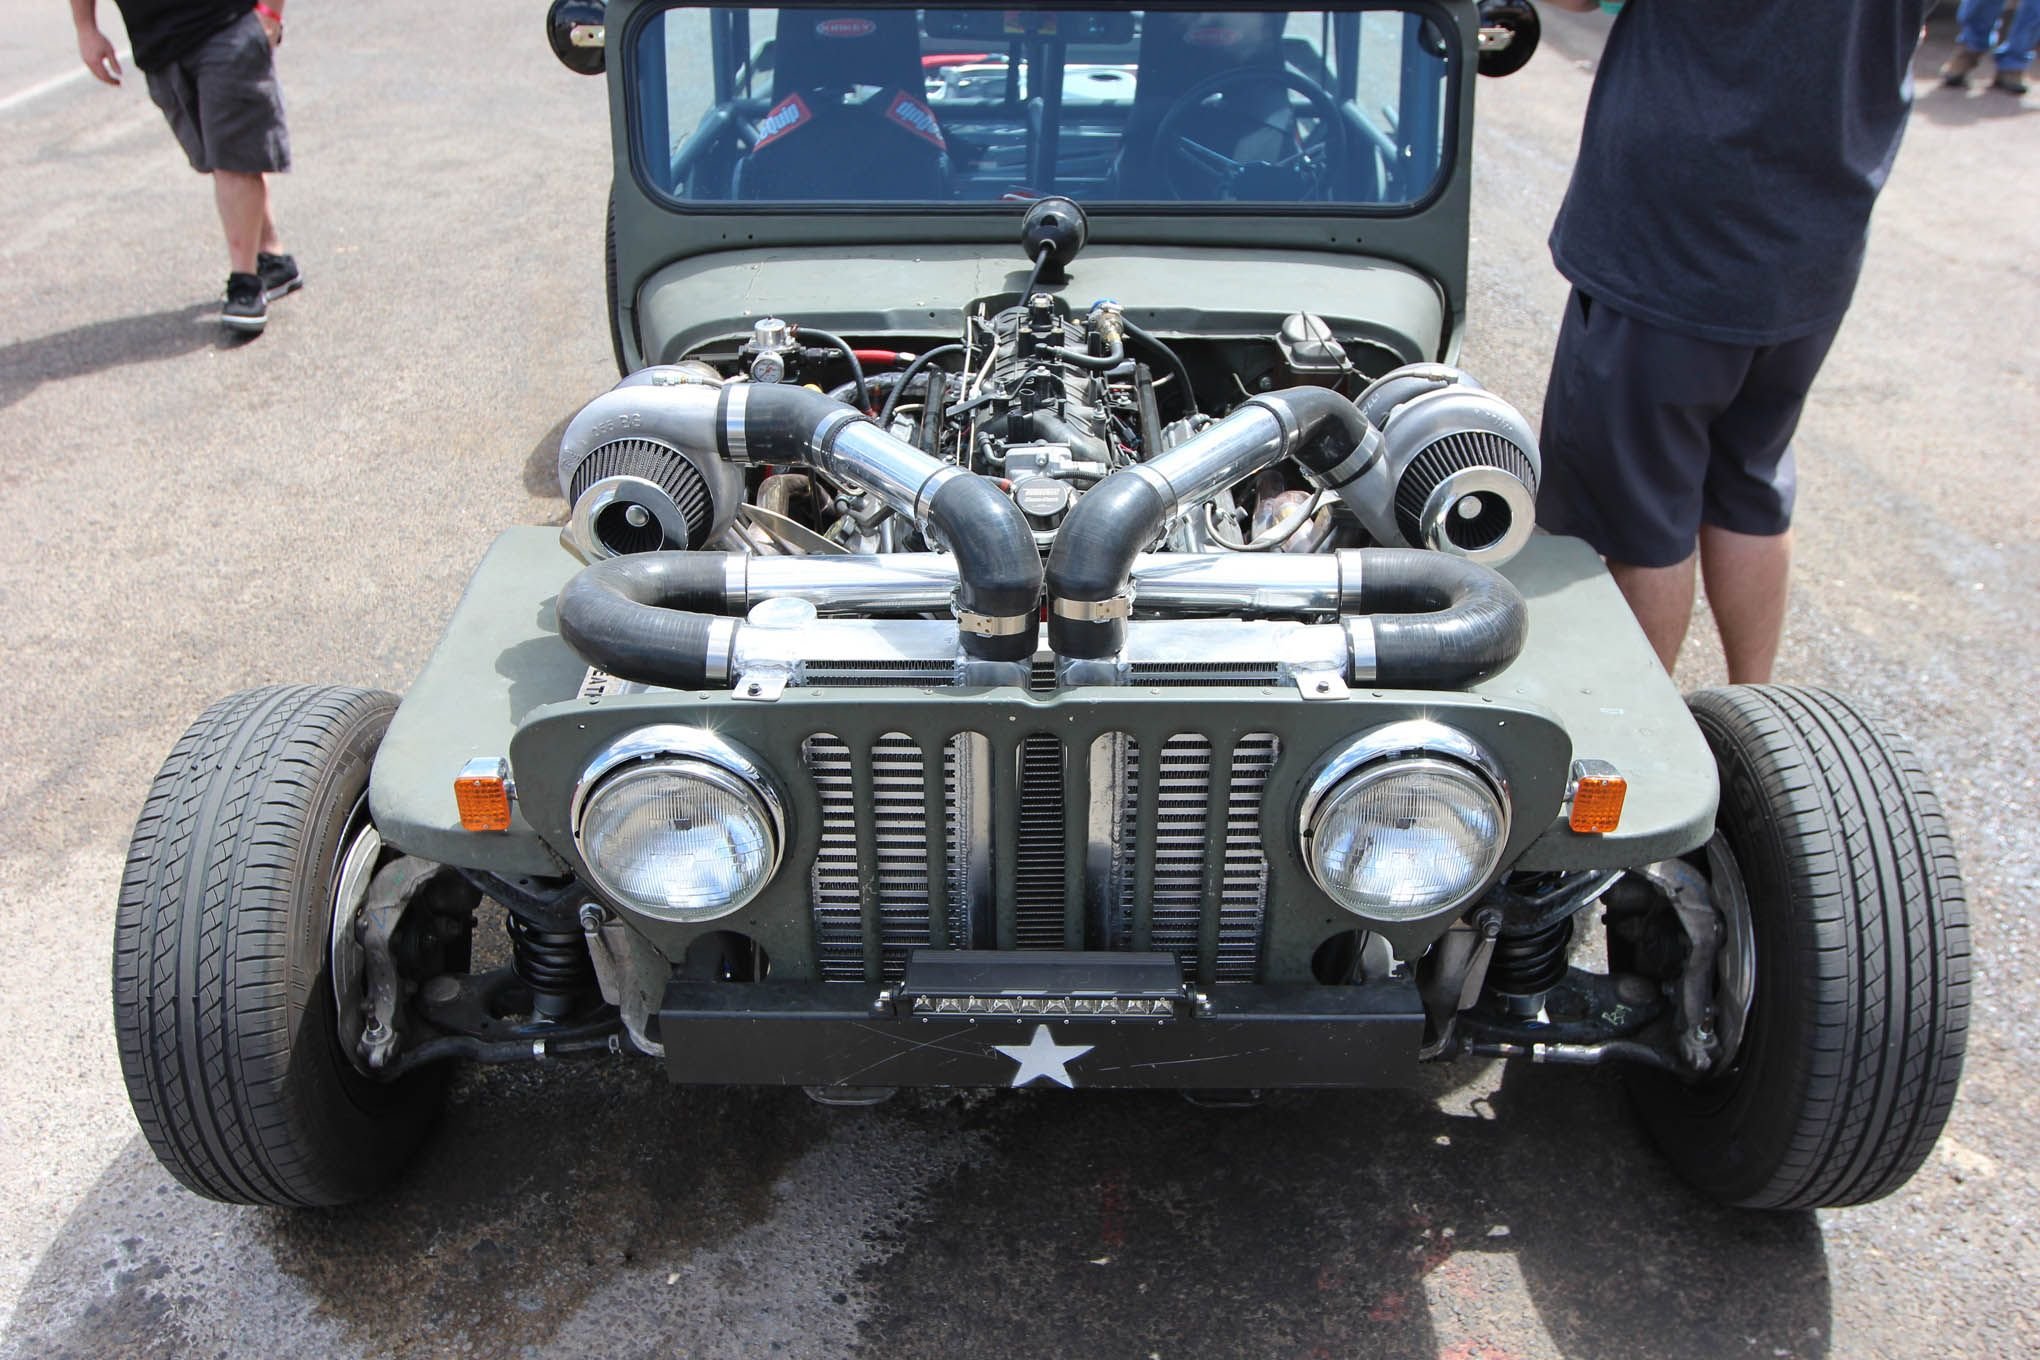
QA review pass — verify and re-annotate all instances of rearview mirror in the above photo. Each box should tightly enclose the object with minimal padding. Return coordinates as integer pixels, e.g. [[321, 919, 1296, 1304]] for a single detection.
[[1477, 0, 1541, 78], [547, 0, 607, 76]]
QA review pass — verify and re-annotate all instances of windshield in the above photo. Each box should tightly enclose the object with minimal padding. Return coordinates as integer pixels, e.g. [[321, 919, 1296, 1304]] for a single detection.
[[628, 5, 1454, 210]]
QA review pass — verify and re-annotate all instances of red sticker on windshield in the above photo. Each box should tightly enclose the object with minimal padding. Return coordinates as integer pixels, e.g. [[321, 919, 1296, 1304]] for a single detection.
[[753, 94, 812, 149], [885, 92, 946, 150], [815, 17, 877, 38]]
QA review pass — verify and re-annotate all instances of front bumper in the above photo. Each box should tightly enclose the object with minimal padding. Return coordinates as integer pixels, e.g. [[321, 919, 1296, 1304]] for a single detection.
[[659, 950, 1425, 1089]]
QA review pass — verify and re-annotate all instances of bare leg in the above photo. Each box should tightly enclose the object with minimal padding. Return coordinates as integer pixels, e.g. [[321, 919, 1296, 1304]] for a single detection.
[[259, 195, 282, 256], [1609, 555, 1698, 677], [212, 170, 269, 274], [1699, 524, 1792, 684]]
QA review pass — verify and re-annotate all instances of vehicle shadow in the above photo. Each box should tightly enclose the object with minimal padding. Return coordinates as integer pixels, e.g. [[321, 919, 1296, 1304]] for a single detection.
[[523, 410, 575, 500], [0, 303, 246, 411], [3, 1059, 1830, 1360]]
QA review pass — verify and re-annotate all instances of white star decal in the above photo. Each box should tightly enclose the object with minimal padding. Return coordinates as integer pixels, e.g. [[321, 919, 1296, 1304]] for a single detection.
[[993, 1024, 1095, 1089]]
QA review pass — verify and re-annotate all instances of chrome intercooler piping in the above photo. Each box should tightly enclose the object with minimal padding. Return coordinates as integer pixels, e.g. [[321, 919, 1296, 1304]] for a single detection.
[[558, 544, 1523, 692], [709, 551, 1371, 617], [553, 377, 1531, 692]]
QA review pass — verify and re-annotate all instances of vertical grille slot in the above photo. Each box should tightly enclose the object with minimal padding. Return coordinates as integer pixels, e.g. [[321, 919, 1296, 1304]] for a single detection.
[[803, 732, 938, 982], [1146, 734, 1217, 972], [943, 733, 991, 951], [871, 732, 934, 978], [1218, 734, 1278, 981], [804, 733, 862, 981], [1013, 734, 1068, 950], [1113, 732, 1277, 983]]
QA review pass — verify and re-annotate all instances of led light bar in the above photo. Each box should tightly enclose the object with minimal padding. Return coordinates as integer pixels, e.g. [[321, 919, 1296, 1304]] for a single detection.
[[910, 995, 1178, 1019]]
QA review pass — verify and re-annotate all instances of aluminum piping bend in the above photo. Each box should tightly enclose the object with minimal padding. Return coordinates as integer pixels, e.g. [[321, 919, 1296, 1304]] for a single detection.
[[719, 384, 1042, 661], [1044, 387, 1382, 659]]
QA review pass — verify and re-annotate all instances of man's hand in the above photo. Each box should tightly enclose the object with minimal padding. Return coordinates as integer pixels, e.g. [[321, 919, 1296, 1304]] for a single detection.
[[255, 3, 284, 47], [76, 27, 123, 84]]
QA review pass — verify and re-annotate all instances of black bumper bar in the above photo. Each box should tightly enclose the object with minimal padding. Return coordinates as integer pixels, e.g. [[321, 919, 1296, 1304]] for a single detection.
[[658, 952, 1424, 1090]]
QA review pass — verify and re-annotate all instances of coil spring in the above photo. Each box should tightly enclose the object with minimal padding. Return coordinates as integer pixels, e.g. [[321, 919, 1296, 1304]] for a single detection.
[[1488, 917, 1573, 998], [506, 915, 596, 1014]]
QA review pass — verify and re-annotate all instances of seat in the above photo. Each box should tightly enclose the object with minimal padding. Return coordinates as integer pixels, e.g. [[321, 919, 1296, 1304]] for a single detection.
[[735, 10, 950, 201], [1114, 11, 1294, 199]]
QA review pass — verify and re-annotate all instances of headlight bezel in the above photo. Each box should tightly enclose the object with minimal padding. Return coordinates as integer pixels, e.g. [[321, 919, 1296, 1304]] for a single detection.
[[569, 726, 786, 921], [1299, 720, 1513, 922]]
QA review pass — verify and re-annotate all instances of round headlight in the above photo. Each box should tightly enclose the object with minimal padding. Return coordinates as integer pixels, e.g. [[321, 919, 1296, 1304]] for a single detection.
[[576, 756, 780, 920], [1304, 756, 1506, 921]]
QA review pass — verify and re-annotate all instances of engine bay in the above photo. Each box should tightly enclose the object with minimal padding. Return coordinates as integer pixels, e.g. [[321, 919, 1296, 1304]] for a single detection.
[[555, 199, 1544, 694]]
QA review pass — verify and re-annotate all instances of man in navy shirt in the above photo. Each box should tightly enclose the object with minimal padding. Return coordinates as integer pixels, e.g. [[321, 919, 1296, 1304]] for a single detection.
[[1536, 1, 1925, 682]]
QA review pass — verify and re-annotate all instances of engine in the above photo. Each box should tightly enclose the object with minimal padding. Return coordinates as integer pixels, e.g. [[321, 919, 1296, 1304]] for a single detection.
[[551, 198, 1544, 695], [969, 293, 1135, 538]]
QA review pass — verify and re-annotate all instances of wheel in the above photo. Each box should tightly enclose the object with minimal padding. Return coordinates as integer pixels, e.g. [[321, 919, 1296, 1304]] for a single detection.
[[112, 685, 447, 1207], [1153, 66, 1352, 203], [1631, 685, 1969, 1209]]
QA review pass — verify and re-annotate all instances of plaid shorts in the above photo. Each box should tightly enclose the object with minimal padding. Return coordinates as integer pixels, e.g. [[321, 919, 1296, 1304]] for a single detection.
[[144, 12, 291, 175]]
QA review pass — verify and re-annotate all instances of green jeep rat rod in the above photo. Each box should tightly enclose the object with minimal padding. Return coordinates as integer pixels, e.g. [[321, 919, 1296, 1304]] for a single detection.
[[114, 0, 1966, 1211]]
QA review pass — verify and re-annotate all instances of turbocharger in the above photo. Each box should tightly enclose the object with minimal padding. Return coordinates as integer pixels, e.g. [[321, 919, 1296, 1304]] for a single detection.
[[1343, 364, 1541, 565], [556, 363, 745, 560]]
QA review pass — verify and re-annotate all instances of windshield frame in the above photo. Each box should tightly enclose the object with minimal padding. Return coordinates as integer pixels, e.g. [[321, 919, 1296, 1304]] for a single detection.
[[617, 0, 1465, 221]]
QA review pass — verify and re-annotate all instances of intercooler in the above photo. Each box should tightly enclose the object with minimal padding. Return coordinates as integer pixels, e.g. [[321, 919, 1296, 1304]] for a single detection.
[[802, 729, 1281, 985]]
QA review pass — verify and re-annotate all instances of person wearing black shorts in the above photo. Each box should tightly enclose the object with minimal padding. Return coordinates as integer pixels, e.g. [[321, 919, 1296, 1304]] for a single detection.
[[73, 0, 300, 333], [1538, 0, 1925, 683]]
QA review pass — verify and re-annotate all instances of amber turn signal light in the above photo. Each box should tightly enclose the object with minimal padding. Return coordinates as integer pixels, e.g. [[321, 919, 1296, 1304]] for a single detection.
[[1568, 759, 1626, 835], [454, 756, 514, 833]]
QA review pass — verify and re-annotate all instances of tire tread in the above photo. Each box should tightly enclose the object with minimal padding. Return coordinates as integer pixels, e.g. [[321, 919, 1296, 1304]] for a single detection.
[[112, 684, 422, 1207], [1654, 685, 1968, 1210]]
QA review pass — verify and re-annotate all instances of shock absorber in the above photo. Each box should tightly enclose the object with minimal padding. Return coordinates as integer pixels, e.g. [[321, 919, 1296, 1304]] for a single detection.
[[1486, 917, 1573, 1017], [506, 914, 598, 1019]]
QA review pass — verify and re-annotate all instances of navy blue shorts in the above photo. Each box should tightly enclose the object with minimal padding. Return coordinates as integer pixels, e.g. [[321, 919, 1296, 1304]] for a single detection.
[[1536, 290, 1840, 569]]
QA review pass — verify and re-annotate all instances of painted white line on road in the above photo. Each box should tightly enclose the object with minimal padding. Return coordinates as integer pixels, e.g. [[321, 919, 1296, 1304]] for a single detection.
[[0, 52, 132, 116]]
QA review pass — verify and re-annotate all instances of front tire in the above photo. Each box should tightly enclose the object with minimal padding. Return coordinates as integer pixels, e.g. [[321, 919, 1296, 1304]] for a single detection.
[[1631, 685, 1969, 1209], [112, 685, 446, 1206]]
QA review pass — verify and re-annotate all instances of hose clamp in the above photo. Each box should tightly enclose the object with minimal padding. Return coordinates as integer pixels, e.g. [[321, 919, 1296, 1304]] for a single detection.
[[1127, 463, 1176, 506], [1051, 594, 1132, 622], [1244, 393, 1302, 455], [810, 405, 866, 452], [1316, 424, 1383, 490], [704, 617, 739, 683], [723, 555, 750, 610], [1343, 617, 1378, 682], [721, 384, 750, 464], [914, 462, 971, 522], [1334, 550, 1366, 612], [953, 604, 1037, 638]]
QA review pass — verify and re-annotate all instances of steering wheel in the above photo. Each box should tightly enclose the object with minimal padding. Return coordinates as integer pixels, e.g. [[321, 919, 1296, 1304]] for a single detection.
[[1152, 66, 1351, 203]]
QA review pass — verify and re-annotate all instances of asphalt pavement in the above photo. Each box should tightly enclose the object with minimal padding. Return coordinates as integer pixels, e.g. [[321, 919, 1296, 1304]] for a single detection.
[[2, 6, 2036, 1358]]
